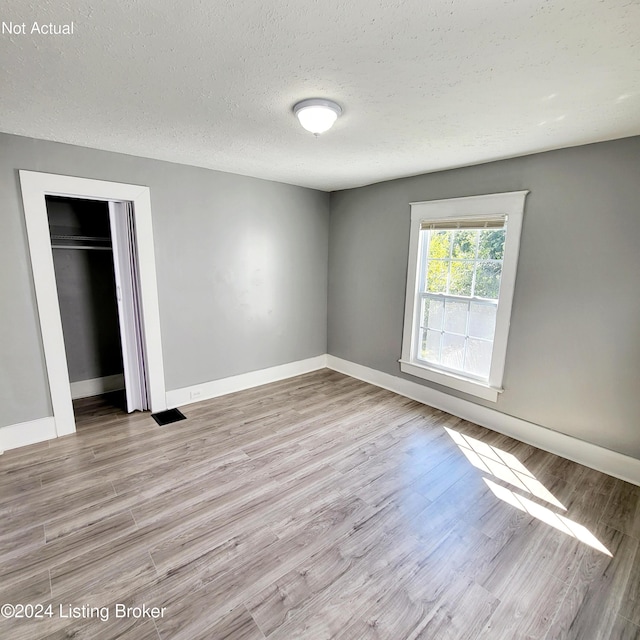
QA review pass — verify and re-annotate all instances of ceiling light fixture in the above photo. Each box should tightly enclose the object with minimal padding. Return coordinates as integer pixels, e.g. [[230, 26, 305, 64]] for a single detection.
[[293, 98, 342, 135]]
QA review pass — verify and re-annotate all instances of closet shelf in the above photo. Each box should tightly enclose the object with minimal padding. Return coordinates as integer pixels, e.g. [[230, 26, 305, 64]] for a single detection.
[[50, 234, 111, 243], [50, 234, 113, 251], [51, 244, 113, 251]]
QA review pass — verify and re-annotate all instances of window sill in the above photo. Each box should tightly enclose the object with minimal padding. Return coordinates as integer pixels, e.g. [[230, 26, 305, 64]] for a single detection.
[[398, 360, 502, 402]]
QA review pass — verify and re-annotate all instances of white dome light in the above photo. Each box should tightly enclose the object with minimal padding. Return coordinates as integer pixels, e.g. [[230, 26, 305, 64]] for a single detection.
[[293, 98, 342, 135]]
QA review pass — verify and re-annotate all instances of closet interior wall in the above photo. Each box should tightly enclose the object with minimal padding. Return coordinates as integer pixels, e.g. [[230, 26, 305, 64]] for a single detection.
[[46, 196, 124, 396]]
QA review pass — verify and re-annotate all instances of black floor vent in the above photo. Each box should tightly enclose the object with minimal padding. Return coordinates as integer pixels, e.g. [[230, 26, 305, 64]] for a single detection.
[[151, 408, 187, 426]]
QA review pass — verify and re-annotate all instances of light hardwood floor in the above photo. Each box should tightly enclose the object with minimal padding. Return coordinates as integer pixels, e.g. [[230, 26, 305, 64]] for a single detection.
[[1, 369, 639, 639]]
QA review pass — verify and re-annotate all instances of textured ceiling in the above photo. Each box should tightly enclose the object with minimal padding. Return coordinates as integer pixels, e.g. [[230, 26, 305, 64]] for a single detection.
[[1, 0, 639, 191]]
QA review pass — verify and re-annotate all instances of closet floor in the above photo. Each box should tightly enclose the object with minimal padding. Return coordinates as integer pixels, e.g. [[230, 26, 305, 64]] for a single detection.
[[73, 390, 127, 427], [1, 369, 639, 639]]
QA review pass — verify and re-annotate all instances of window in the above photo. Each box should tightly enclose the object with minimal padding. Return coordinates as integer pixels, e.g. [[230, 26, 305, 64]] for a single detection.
[[401, 191, 528, 401]]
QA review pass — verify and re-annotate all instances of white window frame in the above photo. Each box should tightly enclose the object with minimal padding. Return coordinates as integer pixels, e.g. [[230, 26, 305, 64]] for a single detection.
[[400, 190, 529, 402]]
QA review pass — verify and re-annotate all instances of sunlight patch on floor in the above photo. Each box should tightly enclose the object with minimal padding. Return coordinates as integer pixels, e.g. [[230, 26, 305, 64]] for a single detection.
[[484, 478, 611, 556], [444, 427, 566, 510], [444, 427, 611, 555]]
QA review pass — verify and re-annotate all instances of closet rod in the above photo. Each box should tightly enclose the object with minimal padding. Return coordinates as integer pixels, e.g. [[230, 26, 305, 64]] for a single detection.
[[51, 245, 112, 251]]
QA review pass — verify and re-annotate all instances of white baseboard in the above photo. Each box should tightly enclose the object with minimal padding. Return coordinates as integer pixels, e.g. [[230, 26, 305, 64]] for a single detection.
[[0, 417, 57, 453], [70, 374, 125, 400], [326, 355, 640, 487], [165, 355, 328, 409]]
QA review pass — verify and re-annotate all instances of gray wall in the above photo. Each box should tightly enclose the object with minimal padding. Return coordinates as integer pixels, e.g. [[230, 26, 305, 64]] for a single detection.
[[0, 132, 329, 428], [328, 136, 640, 458], [47, 197, 124, 383]]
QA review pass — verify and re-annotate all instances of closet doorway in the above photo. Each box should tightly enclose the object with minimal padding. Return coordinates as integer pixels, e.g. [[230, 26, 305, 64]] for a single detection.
[[47, 196, 149, 416], [20, 171, 166, 442]]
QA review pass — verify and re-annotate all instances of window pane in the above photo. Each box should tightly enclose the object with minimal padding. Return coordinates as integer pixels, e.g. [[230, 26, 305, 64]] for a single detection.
[[474, 261, 502, 299], [428, 230, 451, 259], [425, 260, 447, 293], [452, 229, 478, 259], [468, 303, 497, 340], [422, 297, 444, 330], [448, 261, 474, 296], [441, 333, 465, 370], [426, 329, 441, 361], [465, 338, 493, 378], [444, 300, 468, 334], [419, 328, 441, 362], [478, 229, 505, 260]]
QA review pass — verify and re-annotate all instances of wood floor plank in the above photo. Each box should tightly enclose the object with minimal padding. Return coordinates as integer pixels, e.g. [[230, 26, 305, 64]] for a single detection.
[[477, 560, 569, 639], [147, 500, 376, 636], [0, 523, 45, 562], [338, 574, 498, 640], [544, 523, 640, 639], [610, 528, 640, 626], [521, 447, 598, 489], [42, 616, 161, 640], [264, 533, 428, 640], [0, 553, 158, 640], [1, 510, 137, 589], [155, 604, 265, 640], [40, 450, 252, 538], [1, 482, 117, 537], [606, 616, 640, 640], [0, 450, 96, 494], [601, 479, 640, 539], [409, 580, 499, 640], [257, 494, 472, 638], [245, 496, 425, 636], [0, 568, 51, 604]]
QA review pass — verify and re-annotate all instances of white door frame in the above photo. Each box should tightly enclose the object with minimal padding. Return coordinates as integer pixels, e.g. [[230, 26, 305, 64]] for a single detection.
[[19, 170, 167, 438]]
